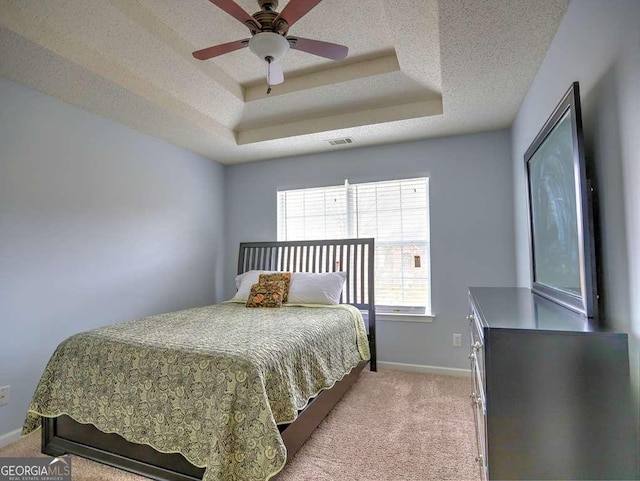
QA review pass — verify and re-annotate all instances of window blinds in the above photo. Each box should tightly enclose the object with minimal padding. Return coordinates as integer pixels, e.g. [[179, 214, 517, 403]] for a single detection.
[[277, 178, 430, 312]]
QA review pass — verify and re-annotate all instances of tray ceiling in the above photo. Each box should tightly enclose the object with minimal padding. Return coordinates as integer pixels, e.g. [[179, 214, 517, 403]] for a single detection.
[[0, 0, 568, 164]]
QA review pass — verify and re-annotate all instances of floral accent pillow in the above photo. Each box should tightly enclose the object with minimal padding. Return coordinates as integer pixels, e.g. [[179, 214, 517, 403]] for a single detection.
[[259, 273, 292, 302], [246, 280, 286, 308]]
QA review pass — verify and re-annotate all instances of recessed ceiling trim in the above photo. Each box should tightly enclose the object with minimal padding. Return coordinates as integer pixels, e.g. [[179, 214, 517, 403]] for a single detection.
[[0, 27, 233, 162], [243, 52, 401, 102], [0, 0, 569, 164], [107, 0, 244, 101], [0, 4, 234, 142], [236, 97, 444, 145]]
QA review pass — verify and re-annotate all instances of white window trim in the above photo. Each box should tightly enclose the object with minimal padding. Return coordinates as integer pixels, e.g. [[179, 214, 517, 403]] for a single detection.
[[377, 312, 435, 323]]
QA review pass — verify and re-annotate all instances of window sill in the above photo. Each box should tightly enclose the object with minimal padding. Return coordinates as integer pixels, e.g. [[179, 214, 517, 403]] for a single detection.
[[376, 312, 435, 323]]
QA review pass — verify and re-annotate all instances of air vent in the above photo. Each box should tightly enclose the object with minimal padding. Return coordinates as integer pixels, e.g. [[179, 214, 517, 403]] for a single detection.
[[327, 137, 355, 146]]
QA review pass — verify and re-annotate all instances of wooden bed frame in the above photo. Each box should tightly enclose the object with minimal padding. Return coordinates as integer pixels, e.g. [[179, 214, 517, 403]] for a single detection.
[[42, 238, 377, 480]]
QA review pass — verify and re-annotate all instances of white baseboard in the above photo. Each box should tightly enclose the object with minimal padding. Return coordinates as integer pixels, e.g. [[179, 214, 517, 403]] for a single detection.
[[0, 428, 22, 448], [378, 361, 471, 378]]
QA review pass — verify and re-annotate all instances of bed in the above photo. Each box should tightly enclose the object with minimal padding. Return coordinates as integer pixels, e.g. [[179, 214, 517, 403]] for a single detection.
[[24, 238, 377, 481]]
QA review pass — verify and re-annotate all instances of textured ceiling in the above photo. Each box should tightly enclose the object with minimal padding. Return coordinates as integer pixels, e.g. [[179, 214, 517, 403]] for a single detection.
[[0, 0, 568, 164]]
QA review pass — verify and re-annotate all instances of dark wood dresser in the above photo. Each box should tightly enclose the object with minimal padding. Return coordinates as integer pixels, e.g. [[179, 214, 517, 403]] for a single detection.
[[468, 287, 639, 480]]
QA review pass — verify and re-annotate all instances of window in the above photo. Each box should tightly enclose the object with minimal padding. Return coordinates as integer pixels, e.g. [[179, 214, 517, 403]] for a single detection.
[[277, 178, 431, 314]]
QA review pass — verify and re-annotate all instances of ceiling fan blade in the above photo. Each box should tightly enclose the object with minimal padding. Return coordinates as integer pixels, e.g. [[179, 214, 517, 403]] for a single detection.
[[267, 60, 284, 85], [207, 0, 260, 29], [192, 38, 249, 60], [275, 0, 323, 28], [287, 36, 348, 60]]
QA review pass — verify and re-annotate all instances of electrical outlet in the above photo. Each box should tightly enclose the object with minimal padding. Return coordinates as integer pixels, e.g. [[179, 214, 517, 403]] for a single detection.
[[0, 386, 9, 406], [452, 334, 462, 347]]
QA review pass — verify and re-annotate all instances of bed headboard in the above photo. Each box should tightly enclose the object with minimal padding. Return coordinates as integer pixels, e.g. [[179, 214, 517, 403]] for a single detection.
[[237, 238, 376, 371]]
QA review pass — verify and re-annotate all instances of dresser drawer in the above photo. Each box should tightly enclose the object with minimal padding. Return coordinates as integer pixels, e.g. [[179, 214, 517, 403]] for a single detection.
[[468, 309, 485, 394], [469, 300, 488, 480], [471, 352, 488, 480]]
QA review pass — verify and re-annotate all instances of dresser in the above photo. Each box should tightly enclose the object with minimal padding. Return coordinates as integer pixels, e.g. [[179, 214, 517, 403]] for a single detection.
[[468, 287, 639, 480]]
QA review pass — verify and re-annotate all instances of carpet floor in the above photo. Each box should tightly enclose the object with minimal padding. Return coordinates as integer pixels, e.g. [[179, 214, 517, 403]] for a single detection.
[[0, 369, 480, 480]]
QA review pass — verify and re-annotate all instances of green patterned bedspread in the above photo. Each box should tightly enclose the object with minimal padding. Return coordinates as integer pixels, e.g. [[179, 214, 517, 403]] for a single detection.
[[23, 303, 370, 480]]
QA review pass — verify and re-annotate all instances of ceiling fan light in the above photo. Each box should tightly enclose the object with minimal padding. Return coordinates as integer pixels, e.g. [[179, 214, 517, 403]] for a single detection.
[[248, 32, 290, 61]]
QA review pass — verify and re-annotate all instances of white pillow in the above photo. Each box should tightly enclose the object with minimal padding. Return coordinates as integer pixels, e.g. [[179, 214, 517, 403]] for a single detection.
[[231, 270, 275, 302], [288, 272, 347, 305]]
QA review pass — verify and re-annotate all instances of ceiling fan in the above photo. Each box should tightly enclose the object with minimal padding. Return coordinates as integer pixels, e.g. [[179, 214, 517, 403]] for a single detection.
[[192, 0, 348, 92]]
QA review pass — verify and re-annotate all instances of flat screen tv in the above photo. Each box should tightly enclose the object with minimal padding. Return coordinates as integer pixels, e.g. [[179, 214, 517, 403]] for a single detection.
[[524, 82, 598, 318]]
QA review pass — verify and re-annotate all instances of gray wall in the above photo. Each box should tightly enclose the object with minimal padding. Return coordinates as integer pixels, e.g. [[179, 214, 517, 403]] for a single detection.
[[0, 77, 225, 436], [225, 131, 516, 370], [511, 0, 640, 440]]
